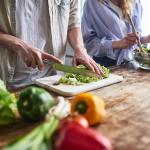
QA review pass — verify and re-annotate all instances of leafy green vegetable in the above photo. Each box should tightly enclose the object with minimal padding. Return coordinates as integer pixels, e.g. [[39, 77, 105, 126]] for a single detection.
[[0, 79, 17, 125], [0, 80, 7, 91], [142, 45, 150, 53], [3, 97, 70, 150], [134, 45, 150, 68], [17, 86, 56, 121], [59, 65, 110, 85], [3, 116, 57, 150]]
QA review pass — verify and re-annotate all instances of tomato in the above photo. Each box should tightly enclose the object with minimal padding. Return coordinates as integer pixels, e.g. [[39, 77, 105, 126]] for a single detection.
[[72, 115, 89, 128], [60, 115, 89, 130]]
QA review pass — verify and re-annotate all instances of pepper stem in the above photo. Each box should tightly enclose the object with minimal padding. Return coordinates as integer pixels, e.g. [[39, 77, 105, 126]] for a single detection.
[[75, 101, 88, 114]]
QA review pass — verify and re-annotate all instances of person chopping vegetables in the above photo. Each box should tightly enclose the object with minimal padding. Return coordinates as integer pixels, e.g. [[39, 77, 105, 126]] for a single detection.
[[82, 0, 150, 67], [0, 0, 104, 90]]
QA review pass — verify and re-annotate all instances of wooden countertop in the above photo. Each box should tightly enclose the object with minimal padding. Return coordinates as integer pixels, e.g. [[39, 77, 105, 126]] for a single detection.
[[0, 67, 150, 150]]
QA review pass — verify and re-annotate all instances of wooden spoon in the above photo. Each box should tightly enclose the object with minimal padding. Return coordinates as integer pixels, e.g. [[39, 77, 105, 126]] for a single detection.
[[127, 14, 147, 55]]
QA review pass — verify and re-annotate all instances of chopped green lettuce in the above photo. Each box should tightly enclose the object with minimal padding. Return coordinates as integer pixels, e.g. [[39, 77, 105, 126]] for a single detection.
[[59, 65, 110, 85], [0, 79, 17, 125]]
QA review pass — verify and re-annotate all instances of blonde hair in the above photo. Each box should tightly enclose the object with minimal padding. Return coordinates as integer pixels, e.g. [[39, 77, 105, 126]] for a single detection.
[[100, 0, 134, 19]]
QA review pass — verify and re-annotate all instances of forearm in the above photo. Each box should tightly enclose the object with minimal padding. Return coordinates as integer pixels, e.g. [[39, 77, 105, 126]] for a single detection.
[[112, 40, 121, 49], [67, 27, 86, 52], [0, 31, 23, 52]]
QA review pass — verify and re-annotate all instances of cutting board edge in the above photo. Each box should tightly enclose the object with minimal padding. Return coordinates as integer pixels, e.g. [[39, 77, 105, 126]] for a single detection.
[[35, 74, 123, 96]]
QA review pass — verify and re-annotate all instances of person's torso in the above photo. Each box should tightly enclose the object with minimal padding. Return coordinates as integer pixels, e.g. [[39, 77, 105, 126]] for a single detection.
[[82, 0, 142, 64], [7, 0, 54, 89], [0, 0, 79, 88], [109, 1, 128, 35]]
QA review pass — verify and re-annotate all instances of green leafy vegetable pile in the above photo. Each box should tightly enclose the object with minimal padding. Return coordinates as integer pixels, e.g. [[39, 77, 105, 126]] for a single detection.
[[0, 80, 17, 125], [134, 45, 150, 68], [142, 45, 150, 53], [3, 97, 70, 150], [59, 65, 110, 85]]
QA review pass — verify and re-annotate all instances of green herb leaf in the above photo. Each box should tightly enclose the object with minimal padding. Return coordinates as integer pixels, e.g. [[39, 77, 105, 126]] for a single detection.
[[59, 65, 110, 85], [0, 79, 17, 125]]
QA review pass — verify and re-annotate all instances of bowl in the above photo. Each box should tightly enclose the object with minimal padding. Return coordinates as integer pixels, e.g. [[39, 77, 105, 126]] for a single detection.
[[133, 50, 150, 70]]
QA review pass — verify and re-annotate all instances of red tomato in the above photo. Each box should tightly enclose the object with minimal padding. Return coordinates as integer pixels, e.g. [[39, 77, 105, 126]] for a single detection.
[[60, 115, 88, 130], [72, 115, 89, 128]]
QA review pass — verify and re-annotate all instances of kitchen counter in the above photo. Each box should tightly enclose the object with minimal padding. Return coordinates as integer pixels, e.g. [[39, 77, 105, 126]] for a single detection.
[[0, 67, 150, 150]]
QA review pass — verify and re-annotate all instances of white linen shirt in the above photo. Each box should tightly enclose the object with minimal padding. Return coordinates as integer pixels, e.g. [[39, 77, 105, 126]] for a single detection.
[[8, 0, 54, 89], [0, 0, 80, 89]]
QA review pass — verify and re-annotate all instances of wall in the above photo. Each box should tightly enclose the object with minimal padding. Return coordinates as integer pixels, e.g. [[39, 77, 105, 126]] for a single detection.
[[141, 0, 150, 36]]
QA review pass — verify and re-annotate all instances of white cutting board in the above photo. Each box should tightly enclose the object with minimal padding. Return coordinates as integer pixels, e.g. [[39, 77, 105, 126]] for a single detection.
[[35, 74, 123, 96]]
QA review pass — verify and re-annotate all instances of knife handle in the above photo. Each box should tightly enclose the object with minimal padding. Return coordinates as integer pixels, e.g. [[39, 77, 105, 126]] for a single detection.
[[43, 60, 52, 65]]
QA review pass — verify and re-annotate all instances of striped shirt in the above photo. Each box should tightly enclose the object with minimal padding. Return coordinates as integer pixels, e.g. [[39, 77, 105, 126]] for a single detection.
[[82, 0, 143, 65]]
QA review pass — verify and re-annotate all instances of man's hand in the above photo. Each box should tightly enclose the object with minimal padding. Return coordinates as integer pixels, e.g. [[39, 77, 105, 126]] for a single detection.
[[0, 31, 63, 70], [67, 28, 104, 76], [18, 42, 63, 70], [72, 48, 104, 76], [113, 32, 139, 49]]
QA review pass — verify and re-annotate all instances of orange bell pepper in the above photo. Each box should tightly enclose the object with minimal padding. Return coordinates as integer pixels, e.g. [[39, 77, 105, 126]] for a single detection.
[[71, 93, 106, 125]]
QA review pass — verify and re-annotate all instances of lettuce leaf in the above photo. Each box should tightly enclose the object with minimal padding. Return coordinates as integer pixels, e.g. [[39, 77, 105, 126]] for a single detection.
[[59, 65, 110, 85], [0, 79, 17, 125]]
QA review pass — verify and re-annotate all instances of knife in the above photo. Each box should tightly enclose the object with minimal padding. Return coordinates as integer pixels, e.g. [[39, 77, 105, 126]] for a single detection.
[[44, 61, 100, 77]]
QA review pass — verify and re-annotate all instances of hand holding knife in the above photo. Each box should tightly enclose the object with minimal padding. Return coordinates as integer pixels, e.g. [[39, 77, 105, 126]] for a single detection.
[[44, 60, 102, 78]]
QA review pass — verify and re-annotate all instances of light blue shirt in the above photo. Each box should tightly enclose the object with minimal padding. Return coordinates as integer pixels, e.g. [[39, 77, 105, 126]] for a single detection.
[[81, 0, 143, 65]]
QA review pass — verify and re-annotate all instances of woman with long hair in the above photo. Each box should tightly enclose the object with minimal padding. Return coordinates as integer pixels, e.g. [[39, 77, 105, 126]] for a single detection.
[[82, 0, 150, 67]]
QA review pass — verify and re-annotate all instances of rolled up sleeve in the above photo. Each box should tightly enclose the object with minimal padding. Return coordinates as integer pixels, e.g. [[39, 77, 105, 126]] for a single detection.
[[68, 0, 80, 30]]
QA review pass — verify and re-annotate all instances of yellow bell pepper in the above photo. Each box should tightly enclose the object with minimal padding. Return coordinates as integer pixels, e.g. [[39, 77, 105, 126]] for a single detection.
[[71, 93, 106, 125]]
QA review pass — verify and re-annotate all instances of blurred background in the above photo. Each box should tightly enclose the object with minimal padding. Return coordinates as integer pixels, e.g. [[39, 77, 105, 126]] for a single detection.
[[65, 0, 150, 65], [141, 0, 150, 36]]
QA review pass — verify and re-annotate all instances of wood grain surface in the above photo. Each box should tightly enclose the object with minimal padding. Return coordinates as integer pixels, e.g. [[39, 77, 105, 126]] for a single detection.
[[0, 67, 150, 150]]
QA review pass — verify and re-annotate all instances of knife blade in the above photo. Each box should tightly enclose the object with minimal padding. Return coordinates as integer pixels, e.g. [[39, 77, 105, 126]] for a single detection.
[[52, 63, 100, 77], [44, 61, 100, 77]]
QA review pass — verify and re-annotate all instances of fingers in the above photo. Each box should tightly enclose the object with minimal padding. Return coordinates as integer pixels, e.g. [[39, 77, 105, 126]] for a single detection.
[[72, 56, 77, 66], [24, 54, 43, 70], [89, 58, 104, 76], [24, 55, 35, 68], [42, 52, 63, 64], [20, 43, 63, 70], [127, 32, 140, 42], [125, 33, 138, 46], [31, 58, 37, 69], [35, 52, 44, 70], [73, 55, 104, 76], [81, 59, 95, 72], [125, 38, 136, 45]]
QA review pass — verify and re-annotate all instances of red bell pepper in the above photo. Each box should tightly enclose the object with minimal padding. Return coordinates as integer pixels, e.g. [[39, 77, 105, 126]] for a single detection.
[[55, 122, 112, 150]]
